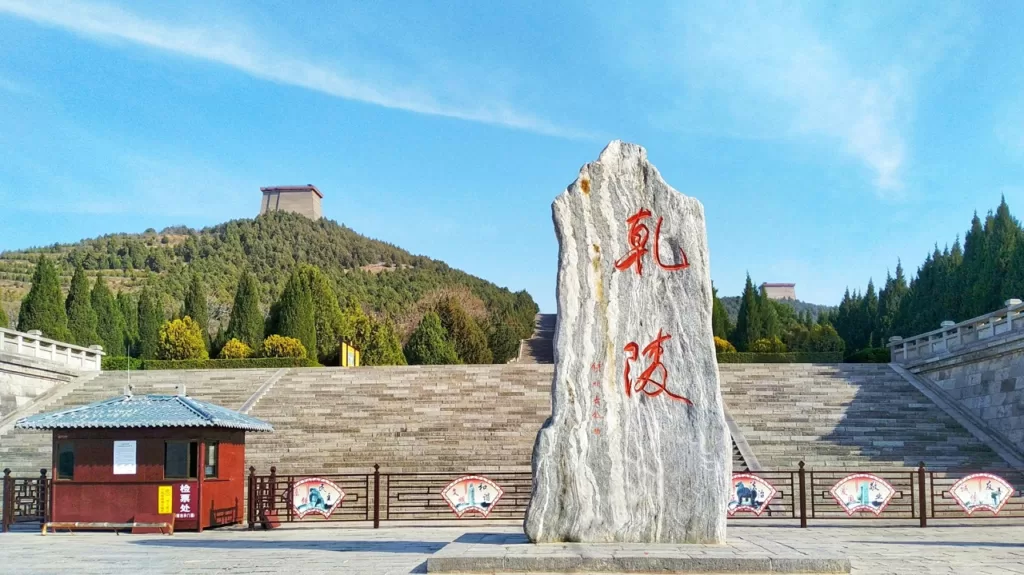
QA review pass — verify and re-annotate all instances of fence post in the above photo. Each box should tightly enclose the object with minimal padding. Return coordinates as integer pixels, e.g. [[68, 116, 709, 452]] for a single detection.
[[247, 466, 256, 530], [798, 461, 807, 528], [918, 462, 927, 528], [2, 468, 11, 533], [373, 464, 380, 529], [267, 466, 277, 521], [38, 469, 47, 524]]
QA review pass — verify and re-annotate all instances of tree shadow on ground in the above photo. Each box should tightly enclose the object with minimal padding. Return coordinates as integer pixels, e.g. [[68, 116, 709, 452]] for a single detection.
[[132, 539, 447, 554]]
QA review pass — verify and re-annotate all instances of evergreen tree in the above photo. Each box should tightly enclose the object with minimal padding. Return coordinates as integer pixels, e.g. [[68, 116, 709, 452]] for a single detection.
[[487, 319, 522, 364], [183, 273, 210, 350], [0, 305, 8, 328], [297, 265, 344, 364], [272, 271, 317, 361], [877, 261, 908, 341], [91, 273, 125, 356], [117, 292, 139, 355], [711, 283, 732, 340], [359, 317, 407, 366], [731, 274, 762, 351], [987, 198, 1018, 308], [225, 270, 263, 350], [960, 212, 987, 319], [17, 256, 70, 341], [758, 286, 781, 340], [65, 264, 100, 346], [860, 279, 879, 349], [404, 311, 459, 364], [436, 296, 492, 364], [136, 288, 164, 360]]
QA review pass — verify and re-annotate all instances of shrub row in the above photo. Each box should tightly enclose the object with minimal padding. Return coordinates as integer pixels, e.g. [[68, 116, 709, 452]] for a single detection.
[[102, 357, 318, 370], [843, 347, 892, 363], [715, 352, 844, 363]]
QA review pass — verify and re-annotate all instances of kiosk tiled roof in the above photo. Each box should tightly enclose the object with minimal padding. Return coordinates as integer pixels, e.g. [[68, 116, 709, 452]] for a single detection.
[[15, 394, 273, 432]]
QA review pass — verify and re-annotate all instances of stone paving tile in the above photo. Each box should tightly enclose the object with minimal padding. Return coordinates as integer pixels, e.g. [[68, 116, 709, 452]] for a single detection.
[[1, 521, 1023, 574]]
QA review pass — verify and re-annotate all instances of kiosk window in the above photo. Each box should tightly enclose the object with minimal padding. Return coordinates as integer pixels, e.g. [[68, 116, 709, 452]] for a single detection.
[[56, 442, 74, 480], [204, 442, 218, 478], [164, 441, 199, 479]]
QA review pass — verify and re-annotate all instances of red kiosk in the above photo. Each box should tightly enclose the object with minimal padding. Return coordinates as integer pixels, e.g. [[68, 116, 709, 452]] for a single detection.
[[15, 389, 273, 533]]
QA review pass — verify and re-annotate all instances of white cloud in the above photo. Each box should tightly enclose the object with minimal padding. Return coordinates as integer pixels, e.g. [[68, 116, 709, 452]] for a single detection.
[[676, 4, 909, 194], [0, 0, 589, 139], [604, 2, 975, 197]]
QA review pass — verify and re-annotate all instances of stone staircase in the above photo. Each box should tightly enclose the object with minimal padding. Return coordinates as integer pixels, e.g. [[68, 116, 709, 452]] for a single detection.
[[0, 368, 277, 474], [244, 365, 553, 475], [516, 314, 555, 364], [0, 362, 1012, 477], [720, 363, 1009, 472]]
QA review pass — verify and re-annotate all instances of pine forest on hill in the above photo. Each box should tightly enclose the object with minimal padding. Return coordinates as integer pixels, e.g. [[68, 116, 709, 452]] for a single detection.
[[712, 196, 1024, 359], [0, 211, 538, 365]]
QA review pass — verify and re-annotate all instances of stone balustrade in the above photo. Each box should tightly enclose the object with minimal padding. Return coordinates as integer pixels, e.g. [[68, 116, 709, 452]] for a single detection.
[[887, 299, 1024, 364], [0, 327, 105, 371]]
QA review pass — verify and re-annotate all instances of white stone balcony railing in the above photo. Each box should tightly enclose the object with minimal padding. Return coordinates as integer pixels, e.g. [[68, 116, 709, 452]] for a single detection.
[[887, 298, 1024, 364], [0, 327, 105, 371]]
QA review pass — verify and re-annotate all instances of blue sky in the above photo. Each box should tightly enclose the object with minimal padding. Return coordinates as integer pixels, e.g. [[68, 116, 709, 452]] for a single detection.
[[1, 1, 1023, 312]]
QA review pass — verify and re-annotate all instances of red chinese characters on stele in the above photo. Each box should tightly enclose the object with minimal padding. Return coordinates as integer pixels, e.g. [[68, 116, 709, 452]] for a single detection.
[[623, 329, 692, 405], [613, 208, 689, 276]]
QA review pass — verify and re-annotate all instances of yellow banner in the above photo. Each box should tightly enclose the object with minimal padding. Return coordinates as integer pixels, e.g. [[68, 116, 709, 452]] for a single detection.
[[158, 485, 172, 515]]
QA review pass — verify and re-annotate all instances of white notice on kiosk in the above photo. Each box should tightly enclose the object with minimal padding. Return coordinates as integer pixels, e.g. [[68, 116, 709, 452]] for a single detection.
[[113, 440, 137, 475]]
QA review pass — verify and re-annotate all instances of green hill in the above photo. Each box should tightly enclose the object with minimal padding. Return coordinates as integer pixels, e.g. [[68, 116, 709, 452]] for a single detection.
[[720, 296, 833, 325], [0, 212, 538, 346]]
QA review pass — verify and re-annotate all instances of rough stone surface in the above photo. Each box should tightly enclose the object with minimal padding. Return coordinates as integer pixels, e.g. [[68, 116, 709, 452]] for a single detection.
[[524, 141, 730, 544]]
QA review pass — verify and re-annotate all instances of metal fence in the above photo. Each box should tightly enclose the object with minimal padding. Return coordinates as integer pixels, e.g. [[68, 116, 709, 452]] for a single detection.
[[245, 462, 1024, 529], [5, 463, 1022, 532]]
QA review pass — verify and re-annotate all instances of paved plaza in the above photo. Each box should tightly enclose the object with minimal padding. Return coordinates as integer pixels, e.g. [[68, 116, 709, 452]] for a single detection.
[[1, 520, 1023, 574]]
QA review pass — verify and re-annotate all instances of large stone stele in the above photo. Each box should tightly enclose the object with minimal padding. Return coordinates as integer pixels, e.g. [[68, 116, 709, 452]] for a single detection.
[[524, 140, 730, 544]]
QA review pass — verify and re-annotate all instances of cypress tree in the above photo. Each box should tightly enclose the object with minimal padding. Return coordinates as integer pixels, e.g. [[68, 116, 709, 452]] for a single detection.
[[137, 288, 164, 360], [17, 256, 70, 341], [273, 271, 317, 360], [436, 296, 492, 364], [758, 286, 781, 340], [988, 198, 1018, 307], [91, 273, 125, 356], [297, 265, 344, 364], [487, 318, 522, 364], [711, 283, 732, 340], [960, 213, 986, 318], [183, 273, 210, 350], [117, 292, 139, 355], [360, 317, 407, 366], [860, 279, 879, 349], [226, 270, 264, 349], [0, 306, 7, 328], [731, 274, 762, 351], [65, 264, 99, 346], [404, 311, 459, 365]]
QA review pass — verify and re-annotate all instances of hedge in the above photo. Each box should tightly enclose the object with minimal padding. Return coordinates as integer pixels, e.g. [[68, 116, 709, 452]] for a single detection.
[[843, 347, 892, 363], [102, 356, 145, 371], [715, 352, 844, 363], [102, 357, 319, 370]]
